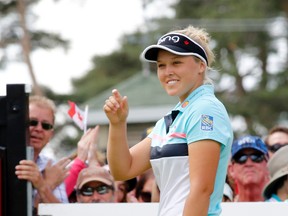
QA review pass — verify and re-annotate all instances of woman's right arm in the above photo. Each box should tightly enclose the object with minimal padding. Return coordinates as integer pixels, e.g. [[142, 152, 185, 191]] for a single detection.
[[104, 89, 151, 180]]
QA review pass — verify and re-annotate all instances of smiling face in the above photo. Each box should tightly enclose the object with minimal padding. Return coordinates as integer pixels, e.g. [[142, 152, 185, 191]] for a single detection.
[[156, 50, 206, 102], [29, 103, 54, 159]]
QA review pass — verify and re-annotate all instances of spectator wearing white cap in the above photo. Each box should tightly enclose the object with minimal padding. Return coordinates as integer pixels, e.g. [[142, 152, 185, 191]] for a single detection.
[[222, 182, 233, 202], [76, 166, 115, 203], [263, 145, 288, 202]]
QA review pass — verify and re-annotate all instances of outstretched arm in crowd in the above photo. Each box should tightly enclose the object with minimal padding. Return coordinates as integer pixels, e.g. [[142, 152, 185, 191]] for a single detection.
[[43, 157, 71, 190]]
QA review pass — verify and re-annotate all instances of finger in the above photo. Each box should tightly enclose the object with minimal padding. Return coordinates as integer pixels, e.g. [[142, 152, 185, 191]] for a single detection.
[[57, 157, 71, 168], [107, 96, 120, 111], [121, 96, 129, 110], [19, 160, 35, 166], [16, 161, 37, 170], [80, 128, 94, 143], [112, 89, 122, 102], [89, 126, 100, 144], [80, 128, 92, 141], [68, 151, 78, 160], [46, 160, 53, 168]]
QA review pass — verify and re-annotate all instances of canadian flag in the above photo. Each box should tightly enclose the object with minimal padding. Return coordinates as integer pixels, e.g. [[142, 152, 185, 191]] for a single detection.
[[68, 101, 87, 131]]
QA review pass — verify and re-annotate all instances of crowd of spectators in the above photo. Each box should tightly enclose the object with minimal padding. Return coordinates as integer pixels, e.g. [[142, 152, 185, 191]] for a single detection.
[[15, 95, 288, 216]]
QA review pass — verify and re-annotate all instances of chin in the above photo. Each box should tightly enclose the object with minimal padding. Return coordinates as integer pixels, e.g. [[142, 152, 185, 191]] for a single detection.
[[165, 90, 178, 97]]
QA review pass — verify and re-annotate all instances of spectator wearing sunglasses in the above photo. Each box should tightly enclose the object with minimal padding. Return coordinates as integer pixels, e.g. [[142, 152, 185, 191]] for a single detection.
[[15, 96, 71, 213], [263, 145, 288, 202], [228, 135, 269, 202], [265, 126, 288, 157], [76, 166, 115, 203]]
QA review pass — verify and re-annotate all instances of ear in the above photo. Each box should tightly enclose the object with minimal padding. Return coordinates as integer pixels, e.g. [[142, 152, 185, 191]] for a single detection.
[[199, 60, 207, 74], [198, 60, 207, 75], [49, 129, 54, 139], [227, 162, 235, 179]]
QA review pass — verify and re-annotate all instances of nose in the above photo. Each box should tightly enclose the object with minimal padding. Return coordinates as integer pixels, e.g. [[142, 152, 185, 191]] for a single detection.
[[34, 122, 44, 131], [244, 157, 254, 165], [164, 65, 174, 76], [90, 191, 101, 202]]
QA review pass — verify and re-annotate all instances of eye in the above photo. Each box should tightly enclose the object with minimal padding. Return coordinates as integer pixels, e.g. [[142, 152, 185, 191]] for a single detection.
[[173, 60, 182, 65], [157, 63, 165, 68]]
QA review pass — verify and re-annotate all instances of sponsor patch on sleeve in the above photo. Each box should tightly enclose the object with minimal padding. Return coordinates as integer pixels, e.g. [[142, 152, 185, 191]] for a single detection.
[[201, 115, 213, 131]]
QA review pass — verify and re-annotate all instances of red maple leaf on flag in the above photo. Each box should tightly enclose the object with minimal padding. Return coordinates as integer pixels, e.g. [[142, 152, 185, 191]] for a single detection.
[[68, 101, 85, 130]]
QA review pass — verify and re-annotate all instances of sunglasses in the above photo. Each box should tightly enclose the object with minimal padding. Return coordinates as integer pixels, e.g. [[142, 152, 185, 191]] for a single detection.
[[267, 143, 288, 153], [233, 153, 266, 164], [78, 185, 113, 196], [139, 191, 151, 202], [29, 119, 53, 131]]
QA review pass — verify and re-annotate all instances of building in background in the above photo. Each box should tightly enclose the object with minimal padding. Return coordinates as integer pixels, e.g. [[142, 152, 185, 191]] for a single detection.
[[86, 71, 177, 152]]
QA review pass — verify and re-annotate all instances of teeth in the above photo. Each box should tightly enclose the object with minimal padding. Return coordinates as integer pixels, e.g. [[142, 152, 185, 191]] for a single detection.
[[167, 80, 177, 84]]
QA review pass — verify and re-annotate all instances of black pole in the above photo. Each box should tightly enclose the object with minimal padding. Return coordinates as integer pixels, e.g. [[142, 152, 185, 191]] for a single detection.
[[0, 84, 31, 216]]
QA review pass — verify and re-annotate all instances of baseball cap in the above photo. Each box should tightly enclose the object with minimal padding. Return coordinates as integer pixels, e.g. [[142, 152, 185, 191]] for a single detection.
[[263, 145, 288, 199], [231, 135, 268, 158], [76, 166, 114, 190], [141, 32, 208, 65]]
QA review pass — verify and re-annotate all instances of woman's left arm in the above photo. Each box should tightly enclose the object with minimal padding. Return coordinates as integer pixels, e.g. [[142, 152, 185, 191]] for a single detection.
[[183, 139, 221, 216]]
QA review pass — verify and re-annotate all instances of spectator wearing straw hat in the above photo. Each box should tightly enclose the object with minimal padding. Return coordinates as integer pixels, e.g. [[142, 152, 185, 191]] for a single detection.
[[263, 145, 288, 202]]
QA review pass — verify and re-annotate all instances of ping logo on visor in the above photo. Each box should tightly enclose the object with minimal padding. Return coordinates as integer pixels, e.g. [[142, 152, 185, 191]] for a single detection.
[[142, 32, 208, 65]]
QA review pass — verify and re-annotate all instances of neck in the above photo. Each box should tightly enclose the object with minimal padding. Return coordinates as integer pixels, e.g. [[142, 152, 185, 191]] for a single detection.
[[236, 184, 265, 202], [276, 180, 288, 201], [33, 151, 40, 162]]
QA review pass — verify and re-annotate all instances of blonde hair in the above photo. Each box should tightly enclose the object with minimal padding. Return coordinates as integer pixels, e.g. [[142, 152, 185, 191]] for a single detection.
[[29, 95, 56, 123], [173, 25, 215, 84]]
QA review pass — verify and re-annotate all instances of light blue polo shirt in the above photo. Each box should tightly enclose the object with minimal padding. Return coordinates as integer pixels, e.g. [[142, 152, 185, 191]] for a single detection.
[[149, 84, 233, 216]]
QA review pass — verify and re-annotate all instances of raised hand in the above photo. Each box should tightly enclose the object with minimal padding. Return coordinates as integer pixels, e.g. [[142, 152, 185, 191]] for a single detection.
[[87, 126, 101, 167], [103, 89, 129, 124], [76, 128, 92, 162], [43, 157, 71, 190]]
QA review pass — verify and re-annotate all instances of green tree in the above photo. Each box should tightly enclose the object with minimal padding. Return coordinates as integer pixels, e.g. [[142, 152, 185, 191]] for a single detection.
[[0, 0, 69, 95], [142, 0, 288, 135], [176, 0, 288, 135], [70, 0, 288, 136]]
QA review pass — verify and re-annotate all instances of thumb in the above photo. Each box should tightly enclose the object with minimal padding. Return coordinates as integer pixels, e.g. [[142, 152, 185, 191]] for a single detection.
[[121, 96, 129, 111], [46, 160, 53, 168]]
